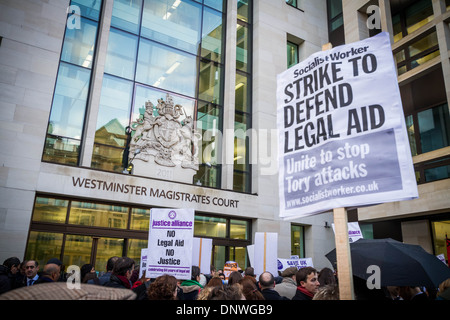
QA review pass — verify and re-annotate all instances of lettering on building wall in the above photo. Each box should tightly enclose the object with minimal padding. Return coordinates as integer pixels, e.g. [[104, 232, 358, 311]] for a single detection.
[[71, 177, 239, 208]]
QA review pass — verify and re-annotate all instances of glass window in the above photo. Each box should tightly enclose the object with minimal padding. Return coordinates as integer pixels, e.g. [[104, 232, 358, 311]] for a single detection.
[[201, 7, 224, 63], [237, 0, 250, 23], [230, 219, 248, 240], [69, 201, 129, 229], [95, 75, 133, 147], [392, 14, 403, 43], [63, 234, 93, 267], [406, 115, 417, 156], [194, 215, 227, 238], [71, 0, 103, 21], [199, 60, 222, 104], [42, 135, 81, 165], [95, 237, 125, 271], [194, 163, 219, 187], [286, 0, 297, 8], [104, 29, 138, 80], [236, 23, 249, 72], [32, 197, 68, 224], [405, 0, 434, 34], [233, 171, 250, 193], [130, 208, 151, 230], [196, 102, 221, 166], [418, 104, 450, 153], [136, 39, 198, 98], [235, 73, 249, 113], [287, 41, 298, 68], [111, 0, 143, 34], [204, 0, 224, 12], [47, 63, 91, 139], [291, 224, 304, 257], [234, 113, 250, 172], [229, 246, 247, 268], [408, 31, 438, 57], [91, 143, 126, 172], [127, 239, 148, 269], [432, 221, 450, 265], [61, 17, 98, 68], [141, 0, 202, 54], [425, 164, 450, 182], [25, 231, 63, 268]]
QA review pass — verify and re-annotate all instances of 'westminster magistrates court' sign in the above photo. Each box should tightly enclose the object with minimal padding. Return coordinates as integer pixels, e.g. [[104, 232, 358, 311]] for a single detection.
[[277, 32, 418, 219]]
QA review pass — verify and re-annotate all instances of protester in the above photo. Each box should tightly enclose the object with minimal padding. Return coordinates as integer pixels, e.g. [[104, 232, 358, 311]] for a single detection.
[[197, 276, 224, 300], [34, 263, 60, 284], [24, 260, 39, 287], [104, 257, 135, 289], [240, 277, 265, 300], [292, 267, 320, 300], [180, 266, 203, 300], [227, 271, 242, 286], [436, 278, 450, 300], [80, 264, 96, 283], [318, 267, 337, 287], [207, 283, 245, 300], [258, 271, 288, 300], [147, 274, 178, 300], [313, 284, 339, 300], [274, 267, 298, 299], [398, 286, 429, 301], [0, 257, 21, 294], [89, 256, 119, 285]]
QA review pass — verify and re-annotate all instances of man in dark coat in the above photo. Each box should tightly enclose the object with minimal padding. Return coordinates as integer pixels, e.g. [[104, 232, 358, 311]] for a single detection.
[[258, 271, 289, 300], [104, 257, 135, 289], [292, 267, 320, 300]]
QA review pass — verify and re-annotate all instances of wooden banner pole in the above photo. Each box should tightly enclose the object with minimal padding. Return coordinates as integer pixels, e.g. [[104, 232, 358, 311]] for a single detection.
[[321, 42, 354, 300], [333, 207, 355, 300]]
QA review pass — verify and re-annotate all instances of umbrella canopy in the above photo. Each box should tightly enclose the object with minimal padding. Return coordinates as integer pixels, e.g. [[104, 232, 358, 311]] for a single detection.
[[325, 238, 450, 287]]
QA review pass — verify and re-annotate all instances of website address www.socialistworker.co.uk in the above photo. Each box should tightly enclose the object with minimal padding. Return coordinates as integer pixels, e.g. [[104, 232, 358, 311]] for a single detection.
[[287, 180, 379, 207]]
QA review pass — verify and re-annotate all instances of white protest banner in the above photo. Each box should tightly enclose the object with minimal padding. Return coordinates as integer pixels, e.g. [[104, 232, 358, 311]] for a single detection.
[[254, 232, 278, 277], [139, 248, 148, 278], [247, 244, 255, 267], [332, 222, 363, 243], [277, 258, 314, 272], [277, 32, 418, 219], [147, 208, 194, 279], [192, 237, 212, 275]]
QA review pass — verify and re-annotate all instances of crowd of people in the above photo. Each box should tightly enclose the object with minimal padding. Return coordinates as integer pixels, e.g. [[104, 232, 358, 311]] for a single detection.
[[1, 256, 449, 301]]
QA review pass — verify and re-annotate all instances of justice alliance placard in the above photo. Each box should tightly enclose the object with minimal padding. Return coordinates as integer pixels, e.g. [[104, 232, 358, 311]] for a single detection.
[[147, 208, 194, 279]]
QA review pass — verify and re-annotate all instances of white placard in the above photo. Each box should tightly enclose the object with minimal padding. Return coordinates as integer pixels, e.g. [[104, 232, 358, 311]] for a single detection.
[[254, 232, 278, 277], [192, 237, 212, 275], [147, 208, 194, 279], [139, 248, 148, 278], [277, 32, 418, 219], [332, 221, 363, 243]]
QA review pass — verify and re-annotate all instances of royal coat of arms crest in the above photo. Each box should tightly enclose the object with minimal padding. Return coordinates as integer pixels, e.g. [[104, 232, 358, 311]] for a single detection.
[[128, 94, 200, 180]]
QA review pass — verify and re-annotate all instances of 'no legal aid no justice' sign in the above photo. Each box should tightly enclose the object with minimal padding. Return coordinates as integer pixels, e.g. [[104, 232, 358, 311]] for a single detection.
[[277, 32, 418, 219]]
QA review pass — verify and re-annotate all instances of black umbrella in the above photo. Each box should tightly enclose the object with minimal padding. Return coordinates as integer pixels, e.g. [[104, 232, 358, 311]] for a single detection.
[[325, 238, 450, 287]]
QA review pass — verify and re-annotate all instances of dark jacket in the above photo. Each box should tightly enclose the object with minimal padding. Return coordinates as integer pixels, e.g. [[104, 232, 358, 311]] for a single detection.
[[180, 279, 203, 300], [104, 274, 131, 289], [89, 272, 112, 286], [0, 265, 12, 294], [261, 288, 289, 300], [292, 288, 313, 300]]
